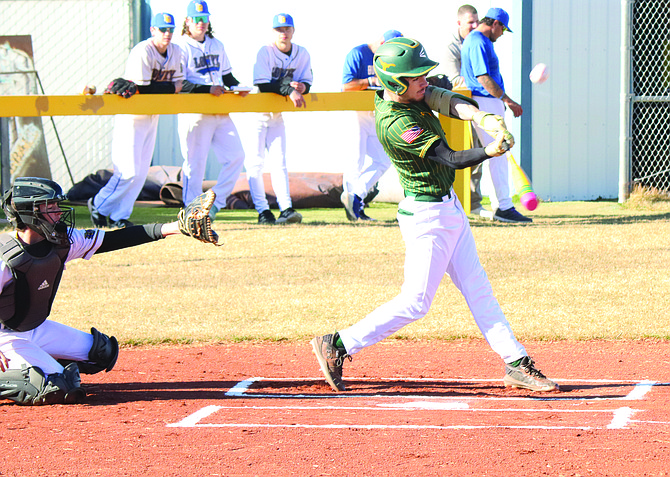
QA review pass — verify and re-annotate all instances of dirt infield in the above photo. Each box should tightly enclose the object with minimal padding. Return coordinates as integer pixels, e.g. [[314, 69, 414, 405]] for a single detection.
[[1, 340, 669, 476]]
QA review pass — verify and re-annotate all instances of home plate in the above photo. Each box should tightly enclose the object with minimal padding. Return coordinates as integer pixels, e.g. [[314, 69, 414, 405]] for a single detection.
[[377, 401, 470, 410]]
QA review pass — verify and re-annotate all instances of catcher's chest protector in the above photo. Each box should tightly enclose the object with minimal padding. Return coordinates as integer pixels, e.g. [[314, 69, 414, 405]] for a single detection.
[[0, 234, 70, 331]]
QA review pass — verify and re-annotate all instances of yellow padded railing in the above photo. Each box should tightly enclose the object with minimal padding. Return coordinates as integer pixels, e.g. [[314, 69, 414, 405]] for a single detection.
[[0, 90, 472, 212]]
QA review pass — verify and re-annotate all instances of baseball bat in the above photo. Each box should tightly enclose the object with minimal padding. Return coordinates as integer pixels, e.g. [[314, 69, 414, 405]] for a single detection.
[[506, 152, 538, 211]]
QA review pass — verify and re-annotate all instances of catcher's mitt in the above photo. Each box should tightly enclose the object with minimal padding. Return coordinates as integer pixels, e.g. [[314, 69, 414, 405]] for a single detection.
[[177, 190, 222, 246], [104, 78, 138, 98]]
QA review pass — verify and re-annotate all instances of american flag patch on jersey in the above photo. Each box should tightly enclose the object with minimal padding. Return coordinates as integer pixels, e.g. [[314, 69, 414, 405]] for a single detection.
[[400, 126, 423, 144]]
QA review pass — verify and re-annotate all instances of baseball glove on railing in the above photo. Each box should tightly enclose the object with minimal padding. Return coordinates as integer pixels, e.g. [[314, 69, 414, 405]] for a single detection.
[[104, 78, 138, 98], [177, 190, 222, 246]]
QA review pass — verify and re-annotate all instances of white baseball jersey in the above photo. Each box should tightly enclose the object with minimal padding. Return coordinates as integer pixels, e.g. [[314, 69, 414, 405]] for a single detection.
[[175, 34, 245, 210], [253, 43, 313, 85], [246, 43, 313, 214], [175, 35, 233, 87], [124, 38, 184, 85], [0, 229, 104, 289], [0, 228, 105, 375], [93, 39, 183, 222]]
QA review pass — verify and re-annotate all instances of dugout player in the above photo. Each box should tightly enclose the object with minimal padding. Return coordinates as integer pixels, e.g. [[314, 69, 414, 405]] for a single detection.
[[461, 7, 530, 223], [311, 38, 558, 393], [0, 177, 208, 405], [246, 13, 313, 225], [340, 30, 402, 221], [176, 0, 249, 217], [89, 12, 183, 229]]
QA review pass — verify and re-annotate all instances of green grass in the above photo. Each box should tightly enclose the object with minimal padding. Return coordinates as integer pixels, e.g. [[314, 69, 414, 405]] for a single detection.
[[9, 197, 670, 345]]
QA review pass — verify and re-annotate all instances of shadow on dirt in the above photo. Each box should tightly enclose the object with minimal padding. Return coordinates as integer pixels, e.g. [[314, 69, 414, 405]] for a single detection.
[[77, 379, 643, 405]]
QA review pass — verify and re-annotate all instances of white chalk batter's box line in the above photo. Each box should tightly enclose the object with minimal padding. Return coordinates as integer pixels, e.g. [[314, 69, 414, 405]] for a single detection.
[[168, 378, 669, 431], [224, 377, 659, 401]]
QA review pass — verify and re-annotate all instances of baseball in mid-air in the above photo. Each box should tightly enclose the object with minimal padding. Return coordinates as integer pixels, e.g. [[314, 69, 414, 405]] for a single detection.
[[529, 63, 549, 84], [82, 85, 97, 95]]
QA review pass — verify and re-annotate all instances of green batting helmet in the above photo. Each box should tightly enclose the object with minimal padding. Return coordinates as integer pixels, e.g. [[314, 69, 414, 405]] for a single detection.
[[373, 37, 438, 95]]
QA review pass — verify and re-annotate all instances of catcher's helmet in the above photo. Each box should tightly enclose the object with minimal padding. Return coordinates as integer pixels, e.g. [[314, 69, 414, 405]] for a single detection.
[[373, 37, 438, 95], [2, 177, 74, 245]]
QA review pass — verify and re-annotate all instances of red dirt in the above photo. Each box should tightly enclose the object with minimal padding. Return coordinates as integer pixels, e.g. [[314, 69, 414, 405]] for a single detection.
[[1, 340, 668, 477]]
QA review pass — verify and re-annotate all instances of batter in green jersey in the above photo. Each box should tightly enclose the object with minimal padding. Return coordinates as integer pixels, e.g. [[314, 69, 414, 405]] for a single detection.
[[311, 37, 558, 394]]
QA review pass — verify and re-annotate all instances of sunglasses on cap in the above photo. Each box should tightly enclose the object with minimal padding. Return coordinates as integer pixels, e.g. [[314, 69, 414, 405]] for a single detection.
[[158, 27, 174, 33], [191, 16, 209, 23]]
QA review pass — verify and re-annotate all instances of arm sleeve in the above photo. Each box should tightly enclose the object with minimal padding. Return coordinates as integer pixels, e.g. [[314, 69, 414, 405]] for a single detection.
[[425, 140, 491, 169], [136, 82, 177, 94], [180, 80, 212, 94], [95, 224, 165, 254], [257, 82, 283, 94], [222, 72, 240, 88]]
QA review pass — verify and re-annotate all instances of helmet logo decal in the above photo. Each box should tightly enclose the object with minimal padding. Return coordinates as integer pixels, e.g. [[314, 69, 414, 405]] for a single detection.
[[379, 60, 396, 71], [420, 48, 427, 58]]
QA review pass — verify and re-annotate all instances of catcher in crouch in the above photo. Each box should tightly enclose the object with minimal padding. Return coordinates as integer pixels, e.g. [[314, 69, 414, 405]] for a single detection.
[[0, 177, 219, 405]]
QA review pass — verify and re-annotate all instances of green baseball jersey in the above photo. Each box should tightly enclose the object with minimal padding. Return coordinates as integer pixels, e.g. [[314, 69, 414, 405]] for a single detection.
[[374, 90, 455, 197]]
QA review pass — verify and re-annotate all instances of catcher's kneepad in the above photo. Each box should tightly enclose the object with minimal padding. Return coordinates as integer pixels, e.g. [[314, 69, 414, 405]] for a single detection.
[[0, 364, 83, 405], [178, 189, 223, 246], [104, 77, 137, 98], [76, 327, 119, 375]]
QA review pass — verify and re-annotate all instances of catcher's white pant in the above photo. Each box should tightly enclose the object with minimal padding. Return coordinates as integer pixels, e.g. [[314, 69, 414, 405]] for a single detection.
[[471, 96, 512, 211], [343, 112, 391, 198], [339, 191, 527, 364], [0, 321, 94, 375], [94, 114, 159, 221], [178, 113, 245, 210], [244, 113, 292, 213]]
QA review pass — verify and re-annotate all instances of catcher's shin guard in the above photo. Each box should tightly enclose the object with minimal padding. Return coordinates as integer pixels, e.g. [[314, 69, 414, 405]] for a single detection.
[[0, 364, 82, 405], [76, 327, 119, 375]]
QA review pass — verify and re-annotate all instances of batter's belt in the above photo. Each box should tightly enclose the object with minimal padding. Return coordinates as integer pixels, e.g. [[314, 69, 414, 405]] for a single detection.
[[404, 190, 452, 202]]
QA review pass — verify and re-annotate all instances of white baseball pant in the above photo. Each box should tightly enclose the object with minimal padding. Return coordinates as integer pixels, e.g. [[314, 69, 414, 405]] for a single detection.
[[178, 113, 245, 210], [343, 112, 391, 198], [339, 191, 527, 363], [0, 321, 94, 375], [94, 114, 159, 221], [245, 113, 292, 213], [471, 96, 513, 211]]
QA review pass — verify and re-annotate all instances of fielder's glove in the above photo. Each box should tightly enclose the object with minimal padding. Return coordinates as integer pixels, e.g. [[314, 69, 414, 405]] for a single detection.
[[472, 111, 515, 150], [177, 190, 222, 246], [278, 74, 295, 96], [104, 78, 138, 99], [426, 74, 453, 90]]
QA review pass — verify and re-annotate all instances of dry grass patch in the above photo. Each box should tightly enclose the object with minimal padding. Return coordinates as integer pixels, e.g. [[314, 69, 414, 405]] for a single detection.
[[9, 199, 670, 344]]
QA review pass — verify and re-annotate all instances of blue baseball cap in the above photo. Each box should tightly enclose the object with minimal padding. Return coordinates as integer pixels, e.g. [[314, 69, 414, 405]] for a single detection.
[[187, 1, 210, 18], [151, 12, 176, 28], [382, 30, 403, 42], [485, 7, 512, 32], [273, 13, 294, 28]]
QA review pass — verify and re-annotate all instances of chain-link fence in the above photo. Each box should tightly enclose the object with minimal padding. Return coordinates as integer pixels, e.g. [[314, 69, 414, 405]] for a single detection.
[[0, 0, 144, 189], [630, 0, 670, 192]]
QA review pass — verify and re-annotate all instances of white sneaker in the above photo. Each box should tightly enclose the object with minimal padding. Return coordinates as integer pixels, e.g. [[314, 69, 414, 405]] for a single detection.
[[470, 206, 493, 220]]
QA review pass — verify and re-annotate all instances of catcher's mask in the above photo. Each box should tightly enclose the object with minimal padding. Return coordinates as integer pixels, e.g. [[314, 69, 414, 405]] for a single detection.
[[2, 177, 74, 245], [373, 37, 438, 95]]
